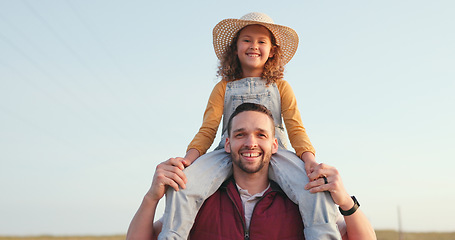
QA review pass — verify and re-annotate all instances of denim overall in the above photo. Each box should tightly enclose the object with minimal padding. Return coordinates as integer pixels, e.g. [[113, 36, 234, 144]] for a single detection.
[[159, 78, 341, 240]]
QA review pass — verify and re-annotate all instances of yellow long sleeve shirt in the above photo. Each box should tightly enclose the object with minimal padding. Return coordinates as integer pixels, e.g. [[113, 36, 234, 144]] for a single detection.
[[187, 79, 315, 158]]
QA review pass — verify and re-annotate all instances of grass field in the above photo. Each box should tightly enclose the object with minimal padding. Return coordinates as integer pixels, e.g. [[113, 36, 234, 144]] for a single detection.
[[1, 230, 455, 240], [375, 230, 455, 240]]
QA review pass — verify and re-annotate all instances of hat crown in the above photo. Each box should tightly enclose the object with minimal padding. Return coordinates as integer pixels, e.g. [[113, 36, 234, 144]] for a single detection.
[[240, 12, 275, 24]]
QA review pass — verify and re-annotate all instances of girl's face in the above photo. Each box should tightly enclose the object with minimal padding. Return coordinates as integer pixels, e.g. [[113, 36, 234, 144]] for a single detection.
[[236, 25, 275, 77]]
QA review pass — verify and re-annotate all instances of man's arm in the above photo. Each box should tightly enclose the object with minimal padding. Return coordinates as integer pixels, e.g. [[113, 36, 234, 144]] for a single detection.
[[305, 164, 377, 240], [127, 195, 161, 240], [126, 158, 187, 240]]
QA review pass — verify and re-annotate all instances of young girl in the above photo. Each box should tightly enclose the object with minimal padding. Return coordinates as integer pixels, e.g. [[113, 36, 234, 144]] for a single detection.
[[159, 12, 341, 240]]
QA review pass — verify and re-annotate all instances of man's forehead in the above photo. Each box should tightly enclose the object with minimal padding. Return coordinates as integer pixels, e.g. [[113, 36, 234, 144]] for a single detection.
[[231, 111, 274, 131], [232, 127, 269, 133]]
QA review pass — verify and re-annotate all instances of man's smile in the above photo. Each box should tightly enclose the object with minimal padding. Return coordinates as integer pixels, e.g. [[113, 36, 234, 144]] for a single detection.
[[241, 152, 262, 157], [240, 151, 262, 159]]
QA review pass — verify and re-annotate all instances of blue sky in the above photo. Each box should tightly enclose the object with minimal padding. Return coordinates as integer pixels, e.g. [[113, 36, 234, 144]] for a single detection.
[[1, 0, 454, 235]]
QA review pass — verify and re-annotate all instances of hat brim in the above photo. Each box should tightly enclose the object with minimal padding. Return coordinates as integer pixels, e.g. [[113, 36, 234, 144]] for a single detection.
[[213, 18, 299, 65]]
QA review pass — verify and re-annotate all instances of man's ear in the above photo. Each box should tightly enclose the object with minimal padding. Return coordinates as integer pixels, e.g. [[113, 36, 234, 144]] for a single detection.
[[271, 138, 278, 154], [224, 137, 231, 153]]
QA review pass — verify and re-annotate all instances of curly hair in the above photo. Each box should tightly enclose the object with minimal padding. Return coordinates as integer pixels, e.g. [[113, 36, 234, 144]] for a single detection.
[[216, 25, 285, 85]]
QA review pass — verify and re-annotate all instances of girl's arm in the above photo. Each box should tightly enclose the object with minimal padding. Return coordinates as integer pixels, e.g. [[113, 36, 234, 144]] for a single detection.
[[278, 80, 317, 173], [184, 81, 226, 162], [183, 148, 201, 165]]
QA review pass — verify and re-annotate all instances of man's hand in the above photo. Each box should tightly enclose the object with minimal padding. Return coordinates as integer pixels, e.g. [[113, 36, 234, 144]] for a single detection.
[[127, 158, 188, 240], [145, 158, 188, 201], [305, 163, 377, 240], [305, 163, 353, 210]]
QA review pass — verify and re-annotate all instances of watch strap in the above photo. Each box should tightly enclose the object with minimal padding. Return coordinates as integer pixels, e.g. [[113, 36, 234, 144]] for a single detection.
[[339, 196, 360, 216]]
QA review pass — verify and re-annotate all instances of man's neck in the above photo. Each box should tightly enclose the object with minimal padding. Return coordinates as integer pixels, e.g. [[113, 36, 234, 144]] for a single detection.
[[233, 171, 270, 195]]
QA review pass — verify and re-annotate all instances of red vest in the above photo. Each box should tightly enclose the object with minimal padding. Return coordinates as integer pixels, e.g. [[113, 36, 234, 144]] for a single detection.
[[189, 178, 304, 240]]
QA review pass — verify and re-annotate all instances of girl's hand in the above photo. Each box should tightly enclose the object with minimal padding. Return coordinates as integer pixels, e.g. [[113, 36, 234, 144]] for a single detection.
[[304, 159, 319, 175], [301, 152, 319, 175], [172, 157, 191, 168]]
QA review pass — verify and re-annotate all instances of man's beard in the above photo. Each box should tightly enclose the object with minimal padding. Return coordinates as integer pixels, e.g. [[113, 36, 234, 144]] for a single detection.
[[230, 147, 272, 174]]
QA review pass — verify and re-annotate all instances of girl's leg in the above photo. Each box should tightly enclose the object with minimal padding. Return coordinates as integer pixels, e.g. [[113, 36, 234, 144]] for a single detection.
[[158, 149, 232, 240], [269, 149, 342, 240]]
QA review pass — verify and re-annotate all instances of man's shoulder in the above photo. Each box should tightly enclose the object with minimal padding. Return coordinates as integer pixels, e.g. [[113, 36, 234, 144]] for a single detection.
[[269, 180, 285, 193], [219, 176, 235, 189]]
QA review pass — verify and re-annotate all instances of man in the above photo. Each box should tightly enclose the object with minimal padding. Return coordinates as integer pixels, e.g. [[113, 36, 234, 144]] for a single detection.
[[127, 103, 376, 240]]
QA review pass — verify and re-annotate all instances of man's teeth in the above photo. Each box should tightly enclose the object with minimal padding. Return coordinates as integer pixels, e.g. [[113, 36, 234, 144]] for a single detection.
[[242, 153, 260, 157]]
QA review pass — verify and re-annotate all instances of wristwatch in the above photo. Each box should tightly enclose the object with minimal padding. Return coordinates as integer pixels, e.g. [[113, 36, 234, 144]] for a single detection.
[[339, 196, 360, 216]]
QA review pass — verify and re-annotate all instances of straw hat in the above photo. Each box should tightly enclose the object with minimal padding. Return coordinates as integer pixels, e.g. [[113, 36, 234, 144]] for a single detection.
[[213, 12, 299, 65]]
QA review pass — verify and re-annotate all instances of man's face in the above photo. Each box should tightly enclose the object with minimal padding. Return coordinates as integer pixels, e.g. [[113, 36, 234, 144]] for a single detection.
[[225, 111, 278, 175]]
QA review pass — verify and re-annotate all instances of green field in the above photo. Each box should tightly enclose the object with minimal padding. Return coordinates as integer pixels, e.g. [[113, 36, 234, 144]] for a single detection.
[[1, 231, 455, 240]]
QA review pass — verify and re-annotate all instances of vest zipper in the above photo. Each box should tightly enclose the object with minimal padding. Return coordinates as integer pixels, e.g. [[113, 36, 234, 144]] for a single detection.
[[227, 183, 279, 240], [226, 189, 249, 239]]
